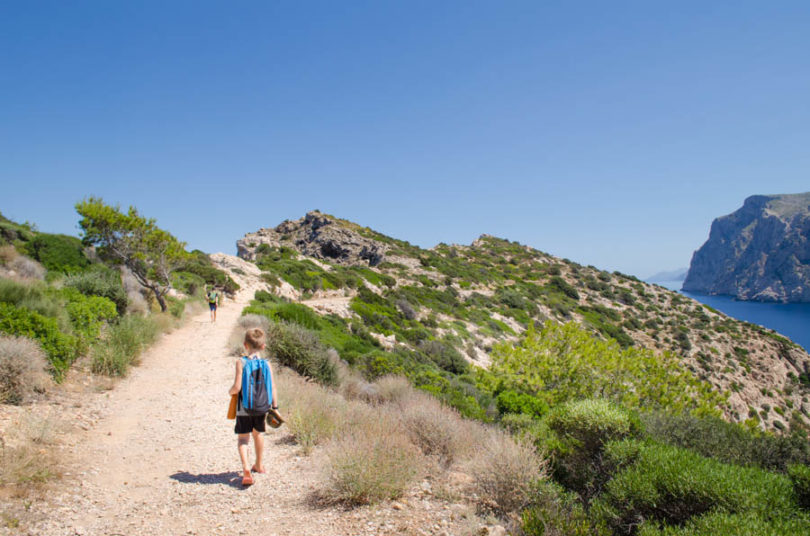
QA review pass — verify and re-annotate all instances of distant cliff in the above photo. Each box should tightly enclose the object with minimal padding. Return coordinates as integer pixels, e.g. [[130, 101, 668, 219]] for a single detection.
[[683, 193, 810, 302]]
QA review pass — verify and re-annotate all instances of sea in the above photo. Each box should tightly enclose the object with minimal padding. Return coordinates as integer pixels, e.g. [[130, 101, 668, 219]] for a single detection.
[[651, 280, 810, 352]]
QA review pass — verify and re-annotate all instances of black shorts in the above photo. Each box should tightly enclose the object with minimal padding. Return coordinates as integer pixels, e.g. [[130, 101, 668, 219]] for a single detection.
[[209, 302, 217, 311], [235, 414, 266, 434]]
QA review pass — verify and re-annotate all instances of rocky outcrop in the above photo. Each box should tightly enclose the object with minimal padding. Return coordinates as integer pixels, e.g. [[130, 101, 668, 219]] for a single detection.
[[237, 211, 388, 266], [684, 193, 810, 302]]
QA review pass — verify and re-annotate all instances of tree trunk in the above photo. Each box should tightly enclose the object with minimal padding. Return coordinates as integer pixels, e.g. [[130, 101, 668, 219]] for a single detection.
[[152, 287, 168, 312]]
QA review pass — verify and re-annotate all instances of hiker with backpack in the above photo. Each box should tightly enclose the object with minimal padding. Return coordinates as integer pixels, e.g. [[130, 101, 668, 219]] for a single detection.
[[228, 327, 278, 486], [206, 286, 219, 322]]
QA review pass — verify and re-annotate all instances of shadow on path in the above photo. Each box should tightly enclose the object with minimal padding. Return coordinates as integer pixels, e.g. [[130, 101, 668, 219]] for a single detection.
[[170, 471, 243, 489]]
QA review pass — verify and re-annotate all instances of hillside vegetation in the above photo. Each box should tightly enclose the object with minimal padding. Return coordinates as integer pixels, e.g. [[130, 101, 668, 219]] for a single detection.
[[0, 205, 237, 390], [228, 211, 810, 535], [238, 211, 810, 434]]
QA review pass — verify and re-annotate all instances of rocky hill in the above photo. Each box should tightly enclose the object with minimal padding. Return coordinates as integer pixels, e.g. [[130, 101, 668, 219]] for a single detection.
[[235, 211, 810, 432], [684, 192, 810, 302]]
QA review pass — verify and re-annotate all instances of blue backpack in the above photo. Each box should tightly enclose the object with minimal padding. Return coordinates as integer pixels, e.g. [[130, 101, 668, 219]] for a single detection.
[[240, 357, 272, 415]]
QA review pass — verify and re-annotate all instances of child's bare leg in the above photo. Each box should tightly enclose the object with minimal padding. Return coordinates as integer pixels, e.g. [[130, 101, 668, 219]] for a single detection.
[[237, 433, 251, 472], [252, 429, 265, 472]]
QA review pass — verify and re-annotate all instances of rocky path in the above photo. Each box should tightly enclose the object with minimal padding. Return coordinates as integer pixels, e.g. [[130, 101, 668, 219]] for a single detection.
[[22, 290, 346, 536]]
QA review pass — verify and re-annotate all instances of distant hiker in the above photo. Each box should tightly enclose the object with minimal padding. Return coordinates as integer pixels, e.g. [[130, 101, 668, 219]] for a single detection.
[[206, 287, 219, 322], [228, 327, 278, 487]]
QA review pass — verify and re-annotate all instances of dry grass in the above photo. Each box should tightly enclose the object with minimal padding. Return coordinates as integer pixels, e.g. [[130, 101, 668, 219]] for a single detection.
[[278, 372, 347, 454], [8, 256, 44, 280], [323, 405, 421, 505], [0, 245, 18, 266], [340, 374, 382, 404], [468, 428, 548, 518], [0, 335, 51, 404], [227, 314, 269, 356], [399, 390, 477, 468], [372, 374, 412, 404], [0, 411, 60, 487], [273, 366, 548, 511]]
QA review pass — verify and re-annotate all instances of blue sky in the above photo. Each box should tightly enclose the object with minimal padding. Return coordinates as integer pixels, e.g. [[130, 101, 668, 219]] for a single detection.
[[2, 1, 809, 278]]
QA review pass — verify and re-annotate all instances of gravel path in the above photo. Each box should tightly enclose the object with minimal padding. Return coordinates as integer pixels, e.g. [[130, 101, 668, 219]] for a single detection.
[[21, 291, 350, 536], [11, 284, 487, 536]]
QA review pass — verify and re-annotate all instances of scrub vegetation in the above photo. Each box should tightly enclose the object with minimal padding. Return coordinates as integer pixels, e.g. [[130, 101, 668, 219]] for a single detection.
[[239, 212, 810, 534]]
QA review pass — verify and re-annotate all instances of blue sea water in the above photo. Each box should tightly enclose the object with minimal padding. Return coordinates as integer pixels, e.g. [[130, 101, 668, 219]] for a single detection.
[[651, 280, 810, 352]]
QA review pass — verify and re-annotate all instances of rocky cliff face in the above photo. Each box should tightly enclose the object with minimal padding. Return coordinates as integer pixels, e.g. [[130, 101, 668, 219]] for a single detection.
[[237, 211, 389, 266], [684, 193, 810, 302]]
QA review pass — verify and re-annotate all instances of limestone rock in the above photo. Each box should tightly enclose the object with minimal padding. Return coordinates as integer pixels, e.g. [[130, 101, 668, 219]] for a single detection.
[[684, 193, 810, 302], [237, 211, 388, 267]]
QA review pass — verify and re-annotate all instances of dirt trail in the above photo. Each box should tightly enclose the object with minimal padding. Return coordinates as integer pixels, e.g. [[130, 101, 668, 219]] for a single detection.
[[25, 290, 342, 536]]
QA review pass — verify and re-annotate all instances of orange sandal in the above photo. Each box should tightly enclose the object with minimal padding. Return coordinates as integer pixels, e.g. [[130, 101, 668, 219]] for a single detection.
[[242, 470, 254, 486]]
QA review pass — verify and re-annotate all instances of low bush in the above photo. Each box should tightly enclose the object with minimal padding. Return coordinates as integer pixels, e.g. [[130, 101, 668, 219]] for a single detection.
[[0, 278, 67, 326], [373, 374, 412, 404], [24, 233, 89, 274], [340, 375, 383, 404], [418, 339, 469, 374], [179, 250, 240, 293], [9, 256, 45, 280], [545, 399, 641, 502], [0, 303, 78, 379], [788, 464, 810, 509], [62, 287, 118, 341], [91, 314, 162, 376], [0, 335, 51, 404], [469, 427, 547, 517], [0, 411, 58, 486], [496, 389, 549, 418], [65, 267, 128, 315], [637, 511, 810, 536], [280, 374, 346, 453], [265, 321, 338, 386], [323, 406, 421, 505], [640, 411, 810, 472], [399, 391, 475, 468], [227, 313, 270, 355], [522, 481, 606, 536], [171, 270, 206, 297], [592, 439, 798, 534]]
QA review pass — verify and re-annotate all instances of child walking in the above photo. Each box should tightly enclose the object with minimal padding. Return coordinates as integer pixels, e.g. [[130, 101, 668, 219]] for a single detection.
[[228, 327, 278, 486]]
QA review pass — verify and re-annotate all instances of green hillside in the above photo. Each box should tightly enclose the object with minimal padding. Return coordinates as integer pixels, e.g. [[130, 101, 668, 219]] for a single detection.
[[239, 211, 810, 434]]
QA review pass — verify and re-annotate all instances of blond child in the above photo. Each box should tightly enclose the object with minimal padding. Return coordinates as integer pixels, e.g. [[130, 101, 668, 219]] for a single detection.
[[228, 327, 278, 486]]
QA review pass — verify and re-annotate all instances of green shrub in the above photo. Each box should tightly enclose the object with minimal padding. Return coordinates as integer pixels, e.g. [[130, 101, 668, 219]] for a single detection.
[[0, 303, 78, 380], [0, 278, 67, 326], [265, 321, 338, 386], [490, 321, 724, 416], [61, 287, 118, 341], [788, 464, 810, 509], [496, 390, 549, 417], [592, 440, 798, 534], [549, 276, 580, 300], [522, 482, 607, 536], [418, 339, 468, 374], [640, 411, 810, 472], [179, 250, 240, 293], [91, 314, 162, 376], [637, 511, 810, 536], [24, 233, 89, 273], [171, 270, 206, 297], [64, 267, 128, 315], [545, 399, 641, 502]]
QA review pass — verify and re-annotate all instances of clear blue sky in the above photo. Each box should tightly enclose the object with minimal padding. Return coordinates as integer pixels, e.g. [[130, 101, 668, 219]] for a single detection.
[[2, 1, 809, 278]]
